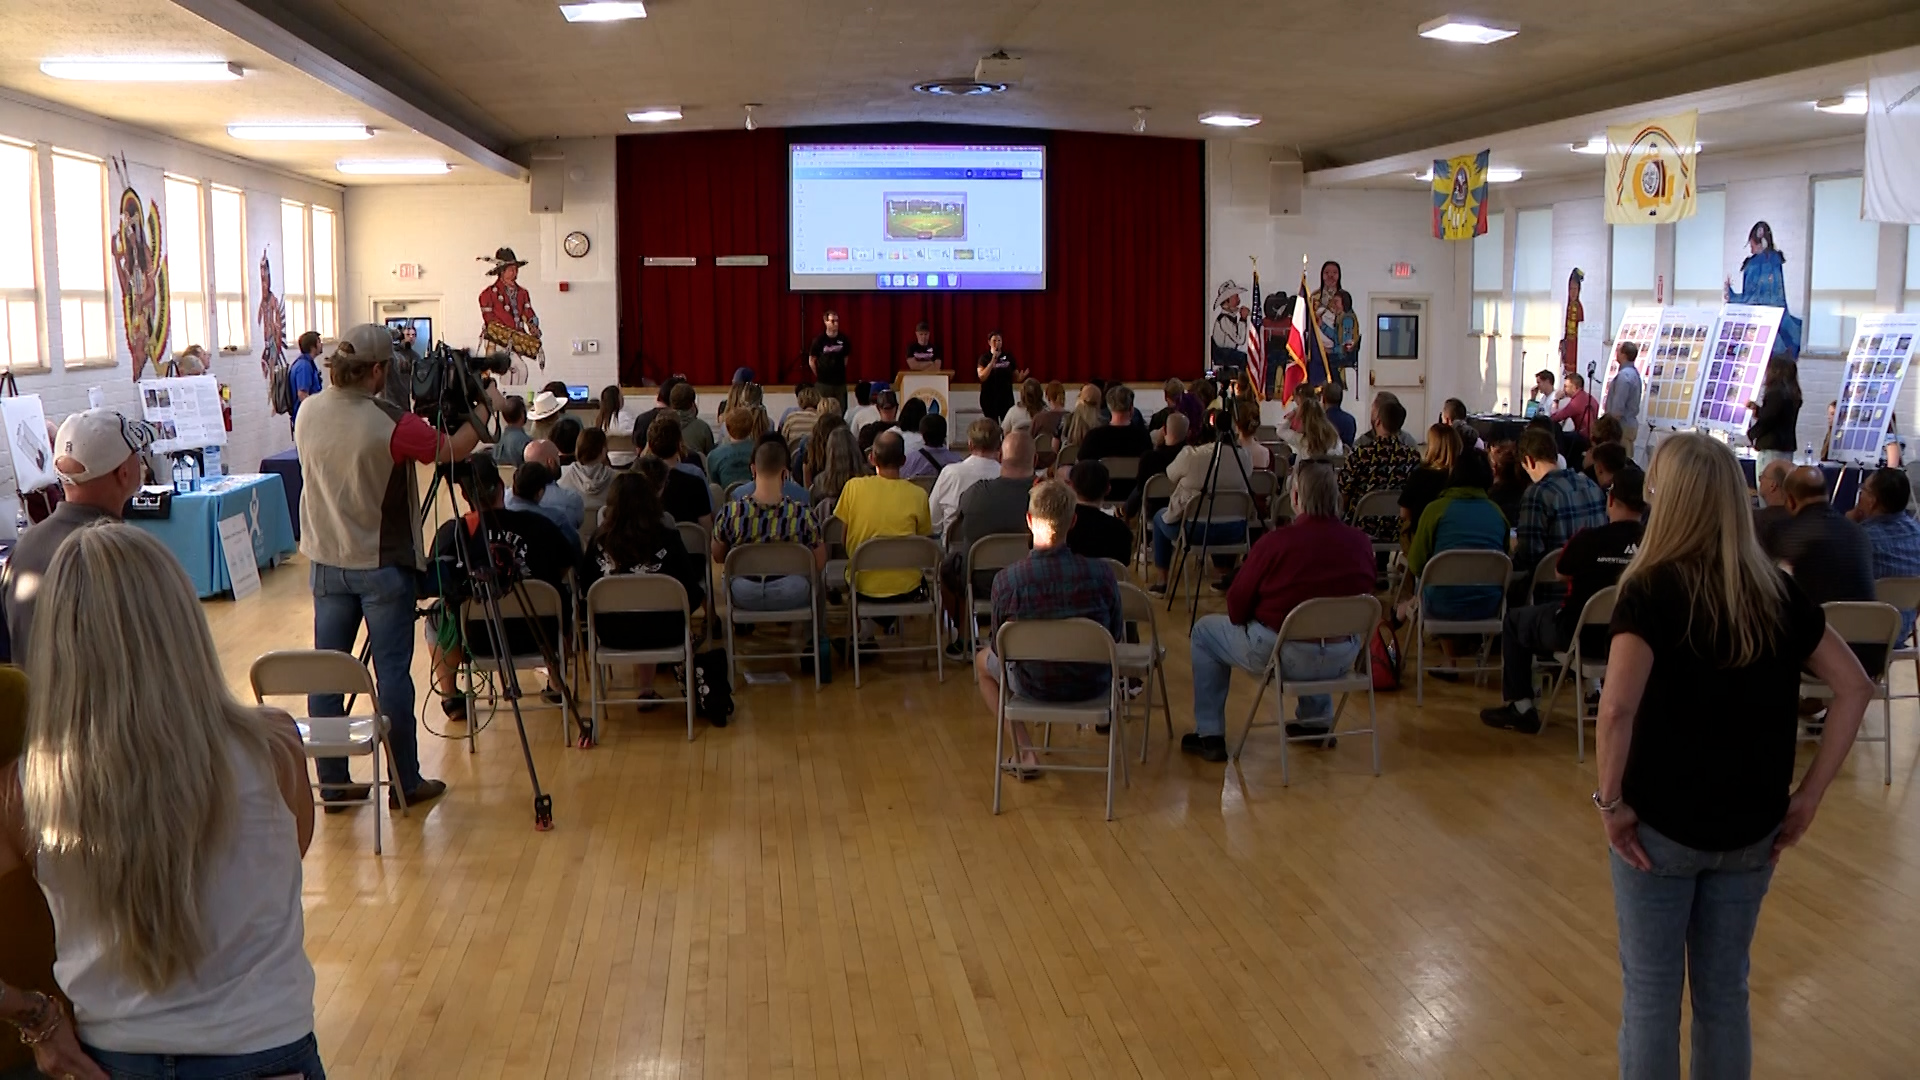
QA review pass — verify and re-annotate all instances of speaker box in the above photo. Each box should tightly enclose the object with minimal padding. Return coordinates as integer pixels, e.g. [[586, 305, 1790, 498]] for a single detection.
[[529, 153, 564, 214], [1269, 160, 1303, 217]]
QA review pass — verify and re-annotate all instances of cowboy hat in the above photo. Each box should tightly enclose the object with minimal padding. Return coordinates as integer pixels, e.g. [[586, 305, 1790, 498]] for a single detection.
[[481, 247, 529, 276], [528, 390, 568, 421]]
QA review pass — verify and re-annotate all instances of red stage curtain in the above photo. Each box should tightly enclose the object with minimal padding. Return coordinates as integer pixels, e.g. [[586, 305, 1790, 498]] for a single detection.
[[616, 129, 1203, 387]]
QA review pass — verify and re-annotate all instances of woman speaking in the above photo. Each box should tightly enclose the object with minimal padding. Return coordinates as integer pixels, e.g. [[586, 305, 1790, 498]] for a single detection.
[[975, 330, 1027, 422]]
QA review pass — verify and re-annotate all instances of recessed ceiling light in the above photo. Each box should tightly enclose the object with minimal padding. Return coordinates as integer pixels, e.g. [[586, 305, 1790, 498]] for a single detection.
[[913, 79, 1006, 96], [559, 1, 646, 21], [41, 59, 243, 81], [626, 108, 683, 123], [1417, 15, 1518, 44], [229, 123, 373, 141], [1814, 92, 1868, 115], [1199, 112, 1261, 128], [336, 159, 452, 176], [1416, 165, 1522, 182]]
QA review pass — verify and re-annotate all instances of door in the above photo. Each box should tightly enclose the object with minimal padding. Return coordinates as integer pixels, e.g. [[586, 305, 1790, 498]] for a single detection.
[[1369, 296, 1429, 427], [371, 297, 442, 349]]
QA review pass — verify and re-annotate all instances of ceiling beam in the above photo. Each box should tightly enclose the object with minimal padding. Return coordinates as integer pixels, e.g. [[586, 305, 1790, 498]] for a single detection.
[[168, 0, 528, 182]]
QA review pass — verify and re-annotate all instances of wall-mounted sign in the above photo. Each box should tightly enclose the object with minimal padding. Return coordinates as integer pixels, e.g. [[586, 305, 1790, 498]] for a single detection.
[[1388, 262, 1415, 279], [643, 256, 698, 267], [716, 255, 770, 267]]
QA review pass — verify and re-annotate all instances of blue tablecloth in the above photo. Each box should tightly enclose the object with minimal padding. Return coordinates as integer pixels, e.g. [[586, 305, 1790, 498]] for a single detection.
[[261, 448, 302, 540], [128, 473, 299, 598]]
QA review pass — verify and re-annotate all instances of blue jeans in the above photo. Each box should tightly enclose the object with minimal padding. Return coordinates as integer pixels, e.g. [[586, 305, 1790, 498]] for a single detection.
[[1188, 615, 1361, 737], [730, 574, 811, 613], [309, 563, 423, 792], [1611, 823, 1778, 1080], [84, 1032, 325, 1079], [1150, 509, 1246, 570]]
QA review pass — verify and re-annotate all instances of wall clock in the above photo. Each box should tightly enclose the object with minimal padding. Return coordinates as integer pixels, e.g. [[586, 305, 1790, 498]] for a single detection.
[[563, 231, 591, 258]]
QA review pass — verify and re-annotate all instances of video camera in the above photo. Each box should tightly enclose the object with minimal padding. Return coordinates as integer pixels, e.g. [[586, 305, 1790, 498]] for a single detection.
[[411, 342, 512, 431], [1200, 361, 1244, 444]]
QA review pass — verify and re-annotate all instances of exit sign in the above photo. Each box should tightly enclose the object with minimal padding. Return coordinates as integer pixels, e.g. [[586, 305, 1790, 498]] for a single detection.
[[1388, 262, 1415, 279]]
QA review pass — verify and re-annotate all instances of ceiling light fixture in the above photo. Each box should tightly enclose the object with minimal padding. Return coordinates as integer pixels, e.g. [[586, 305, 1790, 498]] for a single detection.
[[1814, 92, 1869, 115], [913, 79, 1006, 96], [1132, 106, 1149, 134], [1199, 111, 1261, 128], [743, 104, 759, 131], [1416, 165, 1522, 183], [1571, 136, 1704, 154], [1417, 15, 1519, 45], [626, 107, 682, 123], [228, 123, 373, 141], [336, 159, 452, 176], [41, 59, 243, 81], [559, 2, 646, 22]]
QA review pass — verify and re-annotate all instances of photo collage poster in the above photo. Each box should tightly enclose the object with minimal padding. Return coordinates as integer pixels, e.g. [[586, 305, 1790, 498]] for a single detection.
[[1692, 304, 1785, 435], [1642, 307, 1719, 431], [1604, 306, 1664, 405], [139, 374, 227, 455], [1829, 313, 1920, 467]]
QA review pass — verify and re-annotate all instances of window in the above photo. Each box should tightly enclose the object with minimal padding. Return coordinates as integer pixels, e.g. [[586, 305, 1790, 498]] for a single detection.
[[164, 176, 206, 356], [1904, 224, 1920, 313], [280, 200, 308, 342], [1610, 224, 1657, 338], [311, 205, 336, 339], [51, 151, 111, 366], [210, 185, 246, 351], [1673, 188, 1727, 309], [1512, 208, 1555, 338], [0, 140, 40, 372], [1471, 210, 1506, 333], [1808, 175, 1881, 352]]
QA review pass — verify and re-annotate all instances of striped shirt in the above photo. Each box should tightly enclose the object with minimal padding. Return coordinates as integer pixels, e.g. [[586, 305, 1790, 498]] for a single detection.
[[713, 495, 819, 550]]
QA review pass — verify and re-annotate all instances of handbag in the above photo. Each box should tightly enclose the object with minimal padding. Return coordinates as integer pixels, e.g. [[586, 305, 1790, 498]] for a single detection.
[[690, 648, 734, 727], [1369, 622, 1403, 692], [125, 488, 174, 520]]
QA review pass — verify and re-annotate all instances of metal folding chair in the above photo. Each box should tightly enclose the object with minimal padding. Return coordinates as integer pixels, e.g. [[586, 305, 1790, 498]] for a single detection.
[[991, 618, 1125, 820], [585, 575, 696, 743], [1167, 490, 1254, 601], [1802, 600, 1902, 786], [1231, 594, 1382, 785], [1539, 586, 1617, 762], [250, 649, 407, 855], [1412, 549, 1512, 706], [1874, 576, 1920, 701], [457, 578, 572, 747], [848, 535, 944, 688], [721, 542, 822, 690], [964, 533, 1033, 651], [1116, 582, 1173, 762]]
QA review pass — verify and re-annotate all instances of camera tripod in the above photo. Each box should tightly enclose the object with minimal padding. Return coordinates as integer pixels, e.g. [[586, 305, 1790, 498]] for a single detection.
[[1164, 378, 1255, 630]]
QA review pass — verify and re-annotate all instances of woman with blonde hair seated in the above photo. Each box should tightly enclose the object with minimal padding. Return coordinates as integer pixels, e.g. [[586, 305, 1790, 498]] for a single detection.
[[1399, 422, 1461, 535], [1002, 378, 1047, 433], [1063, 383, 1106, 447], [0, 524, 322, 1078]]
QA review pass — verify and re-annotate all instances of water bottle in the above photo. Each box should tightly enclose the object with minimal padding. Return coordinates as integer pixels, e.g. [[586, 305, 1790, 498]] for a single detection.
[[1804, 442, 1813, 465]]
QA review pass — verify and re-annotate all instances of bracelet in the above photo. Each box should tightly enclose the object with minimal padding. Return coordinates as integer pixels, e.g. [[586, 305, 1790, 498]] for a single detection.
[[1592, 790, 1623, 814], [12, 992, 59, 1045]]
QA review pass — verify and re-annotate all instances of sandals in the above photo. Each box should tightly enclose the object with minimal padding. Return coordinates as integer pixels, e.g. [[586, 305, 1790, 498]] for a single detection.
[[439, 696, 468, 723]]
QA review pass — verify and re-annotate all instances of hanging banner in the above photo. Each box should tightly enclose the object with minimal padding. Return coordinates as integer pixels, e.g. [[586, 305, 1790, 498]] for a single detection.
[[1865, 46, 1920, 224], [109, 156, 170, 381], [1604, 112, 1698, 225], [1431, 150, 1489, 241]]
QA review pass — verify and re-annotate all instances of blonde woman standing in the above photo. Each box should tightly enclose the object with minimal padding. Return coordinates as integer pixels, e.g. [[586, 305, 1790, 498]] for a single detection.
[[1597, 433, 1868, 1078], [0, 525, 322, 1078]]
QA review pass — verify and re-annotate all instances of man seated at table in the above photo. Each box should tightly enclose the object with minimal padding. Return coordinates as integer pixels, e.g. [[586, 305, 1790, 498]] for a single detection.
[[1548, 371, 1598, 440], [1850, 466, 1920, 646], [974, 480, 1123, 776], [0, 409, 153, 663]]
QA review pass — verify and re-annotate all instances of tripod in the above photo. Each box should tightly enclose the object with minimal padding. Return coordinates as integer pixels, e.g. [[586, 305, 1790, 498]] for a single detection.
[[1164, 384, 1255, 630]]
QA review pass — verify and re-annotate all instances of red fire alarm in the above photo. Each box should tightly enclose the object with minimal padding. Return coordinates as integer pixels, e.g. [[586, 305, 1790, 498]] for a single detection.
[[558, 281, 570, 292]]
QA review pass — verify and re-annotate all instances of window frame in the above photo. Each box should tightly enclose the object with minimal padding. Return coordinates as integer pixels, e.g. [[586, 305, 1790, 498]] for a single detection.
[[280, 199, 310, 344], [1806, 173, 1882, 355], [0, 137, 46, 374], [1510, 206, 1557, 342], [163, 174, 208, 358], [310, 204, 336, 340], [1470, 210, 1507, 336], [50, 148, 115, 370], [210, 184, 248, 353]]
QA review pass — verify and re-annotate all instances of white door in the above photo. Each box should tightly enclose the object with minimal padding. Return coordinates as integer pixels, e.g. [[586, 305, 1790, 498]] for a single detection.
[[370, 297, 442, 349], [1369, 296, 1429, 427]]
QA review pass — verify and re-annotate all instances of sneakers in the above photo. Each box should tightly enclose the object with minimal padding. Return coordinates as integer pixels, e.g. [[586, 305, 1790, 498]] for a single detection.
[[321, 783, 371, 815], [1480, 704, 1543, 735], [945, 638, 973, 663], [1284, 721, 1339, 749], [1179, 732, 1228, 762], [391, 778, 447, 810], [1146, 582, 1169, 598]]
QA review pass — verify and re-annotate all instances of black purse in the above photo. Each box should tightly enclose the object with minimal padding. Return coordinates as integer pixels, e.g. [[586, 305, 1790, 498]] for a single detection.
[[124, 487, 173, 520]]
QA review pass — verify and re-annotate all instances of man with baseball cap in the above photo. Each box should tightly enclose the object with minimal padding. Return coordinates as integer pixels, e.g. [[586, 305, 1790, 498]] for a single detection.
[[0, 409, 152, 662]]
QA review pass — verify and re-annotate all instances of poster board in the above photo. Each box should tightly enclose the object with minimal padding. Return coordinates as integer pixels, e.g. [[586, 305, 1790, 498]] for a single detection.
[[217, 513, 261, 599], [1691, 304, 1785, 435], [0, 394, 53, 492], [1642, 307, 1719, 432], [1603, 306, 1664, 406], [1829, 313, 1920, 467], [138, 374, 226, 455]]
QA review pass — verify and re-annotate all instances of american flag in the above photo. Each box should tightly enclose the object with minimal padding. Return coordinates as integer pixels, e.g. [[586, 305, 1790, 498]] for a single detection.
[[1245, 269, 1265, 400]]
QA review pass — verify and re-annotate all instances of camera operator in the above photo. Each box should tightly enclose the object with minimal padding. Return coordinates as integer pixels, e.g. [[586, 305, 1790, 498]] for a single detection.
[[295, 323, 494, 811]]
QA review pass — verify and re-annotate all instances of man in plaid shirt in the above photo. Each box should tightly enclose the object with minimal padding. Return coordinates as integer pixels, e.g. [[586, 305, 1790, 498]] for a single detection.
[[976, 480, 1122, 771], [1340, 397, 1420, 544], [1513, 427, 1606, 576], [711, 440, 831, 673], [1850, 467, 1920, 645]]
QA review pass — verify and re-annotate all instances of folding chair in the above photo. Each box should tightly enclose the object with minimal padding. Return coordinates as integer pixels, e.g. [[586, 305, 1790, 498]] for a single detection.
[[1412, 549, 1512, 705], [1136, 472, 1173, 568], [848, 535, 944, 688], [1254, 424, 1280, 443], [458, 578, 573, 747], [1247, 470, 1279, 530], [1539, 585, 1617, 762], [1874, 576, 1920, 701], [1054, 442, 1080, 475], [721, 542, 822, 690], [676, 521, 715, 647], [585, 575, 695, 743], [1266, 455, 1294, 525], [250, 649, 407, 855], [1802, 600, 1901, 785], [725, 480, 750, 499], [1167, 490, 1254, 601], [964, 533, 1033, 651], [1116, 582, 1173, 762], [909, 475, 937, 494], [991, 618, 1125, 820], [1351, 489, 1403, 560], [1528, 547, 1564, 605], [1101, 457, 1141, 511], [707, 482, 726, 519], [1231, 594, 1382, 785]]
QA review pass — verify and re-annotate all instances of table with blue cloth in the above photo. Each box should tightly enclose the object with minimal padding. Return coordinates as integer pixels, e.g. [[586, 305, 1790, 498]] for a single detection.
[[261, 448, 303, 540], [1737, 456, 1858, 512], [127, 473, 299, 598]]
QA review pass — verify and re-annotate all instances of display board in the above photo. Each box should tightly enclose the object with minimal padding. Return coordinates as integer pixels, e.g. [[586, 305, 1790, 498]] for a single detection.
[[0, 394, 53, 493], [1692, 304, 1785, 434], [1829, 313, 1920, 466], [138, 374, 226, 455], [1642, 307, 1719, 431], [1602, 306, 1663, 405]]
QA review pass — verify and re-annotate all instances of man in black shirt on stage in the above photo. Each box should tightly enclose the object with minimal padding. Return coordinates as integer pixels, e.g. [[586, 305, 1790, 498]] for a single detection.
[[905, 321, 941, 371], [809, 310, 852, 412]]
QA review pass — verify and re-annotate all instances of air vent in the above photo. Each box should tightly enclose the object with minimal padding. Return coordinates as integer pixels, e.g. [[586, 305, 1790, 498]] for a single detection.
[[913, 79, 1007, 97]]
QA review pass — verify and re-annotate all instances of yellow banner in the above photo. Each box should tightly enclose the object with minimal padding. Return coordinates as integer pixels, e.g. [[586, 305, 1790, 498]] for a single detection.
[[1431, 150, 1489, 241], [1605, 111, 1698, 225]]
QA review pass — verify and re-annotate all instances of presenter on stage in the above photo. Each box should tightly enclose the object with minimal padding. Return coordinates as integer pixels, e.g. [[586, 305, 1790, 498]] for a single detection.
[[809, 311, 853, 412], [975, 331, 1026, 422], [905, 321, 942, 371]]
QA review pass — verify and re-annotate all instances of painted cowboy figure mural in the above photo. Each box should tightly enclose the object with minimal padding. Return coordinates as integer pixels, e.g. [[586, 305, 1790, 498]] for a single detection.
[[477, 246, 543, 382]]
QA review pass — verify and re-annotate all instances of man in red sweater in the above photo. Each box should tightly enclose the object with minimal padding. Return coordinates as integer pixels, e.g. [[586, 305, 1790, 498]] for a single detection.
[[1549, 370, 1599, 439], [1182, 461, 1378, 762]]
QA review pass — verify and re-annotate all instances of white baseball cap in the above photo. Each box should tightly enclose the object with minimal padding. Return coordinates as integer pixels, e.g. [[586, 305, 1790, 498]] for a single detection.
[[54, 409, 155, 484]]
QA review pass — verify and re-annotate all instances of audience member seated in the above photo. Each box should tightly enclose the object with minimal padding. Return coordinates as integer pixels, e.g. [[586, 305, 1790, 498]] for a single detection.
[[895, 398, 929, 456], [1121, 413, 1188, 526], [1003, 378, 1046, 433], [1232, 400, 1273, 472], [1063, 383, 1107, 447], [506, 454, 584, 552], [1487, 438, 1531, 524], [1183, 461, 1375, 762], [1146, 427, 1252, 596], [941, 432, 1039, 651], [1397, 424, 1461, 538], [1588, 440, 1632, 491], [808, 425, 865, 523], [1355, 392, 1418, 450], [630, 376, 684, 450], [711, 439, 830, 678], [1752, 458, 1793, 551], [1284, 394, 1345, 464], [559, 426, 617, 531], [803, 413, 847, 489], [1850, 467, 1920, 645], [1323, 382, 1357, 447], [1035, 381, 1069, 444], [1339, 397, 1418, 546], [972, 480, 1123, 776], [1066, 461, 1134, 564], [1440, 398, 1485, 452], [834, 431, 935, 609], [642, 418, 714, 528], [578, 472, 709, 705], [550, 416, 583, 465], [1076, 386, 1151, 483], [495, 395, 532, 466], [781, 385, 822, 446], [1407, 449, 1509, 631], [901, 414, 961, 478], [1768, 465, 1875, 610], [1549, 371, 1599, 439], [0, 666, 62, 1080], [670, 381, 715, 456], [1481, 467, 1647, 734], [848, 381, 880, 433], [734, 434, 813, 506], [1514, 427, 1607, 577], [929, 418, 1005, 538], [857, 390, 901, 453], [706, 408, 758, 488], [1585, 414, 1624, 464]]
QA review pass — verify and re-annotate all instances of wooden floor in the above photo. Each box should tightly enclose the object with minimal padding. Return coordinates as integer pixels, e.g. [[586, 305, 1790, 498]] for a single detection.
[[205, 554, 1920, 1079]]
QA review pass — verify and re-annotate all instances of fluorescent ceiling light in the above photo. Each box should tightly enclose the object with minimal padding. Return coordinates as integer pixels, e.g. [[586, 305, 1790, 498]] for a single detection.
[[41, 59, 243, 81], [626, 108, 683, 123], [336, 159, 451, 176], [1814, 92, 1868, 115], [229, 123, 373, 141], [1417, 16, 1518, 45], [1415, 166, 1522, 182], [1199, 112, 1261, 128], [560, 2, 646, 22], [1571, 136, 1704, 154]]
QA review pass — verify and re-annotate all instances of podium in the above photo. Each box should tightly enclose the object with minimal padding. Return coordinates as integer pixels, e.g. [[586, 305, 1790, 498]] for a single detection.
[[894, 370, 951, 416]]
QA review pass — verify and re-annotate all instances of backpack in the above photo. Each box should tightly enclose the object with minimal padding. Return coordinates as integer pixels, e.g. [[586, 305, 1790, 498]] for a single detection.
[[690, 648, 734, 726], [269, 360, 294, 416], [1369, 622, 1403, 691]]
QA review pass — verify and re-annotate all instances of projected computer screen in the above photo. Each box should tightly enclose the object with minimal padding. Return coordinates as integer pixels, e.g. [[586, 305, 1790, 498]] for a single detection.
[[789, 144, 1046, 291]]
